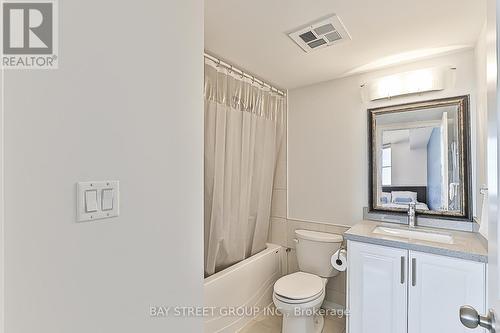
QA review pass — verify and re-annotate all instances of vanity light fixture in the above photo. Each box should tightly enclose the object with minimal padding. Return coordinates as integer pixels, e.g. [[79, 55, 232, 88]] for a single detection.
[[364, 67, 450, 101]]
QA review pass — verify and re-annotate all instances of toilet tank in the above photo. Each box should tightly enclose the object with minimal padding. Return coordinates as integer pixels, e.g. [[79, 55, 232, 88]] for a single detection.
[[294, 230, 343, 278]]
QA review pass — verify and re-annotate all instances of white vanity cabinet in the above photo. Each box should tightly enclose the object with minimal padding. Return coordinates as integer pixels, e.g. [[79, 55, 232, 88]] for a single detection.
[[347, 241, 486, 333], [407, 251, 486, 333], [348, 241, 408, 333]]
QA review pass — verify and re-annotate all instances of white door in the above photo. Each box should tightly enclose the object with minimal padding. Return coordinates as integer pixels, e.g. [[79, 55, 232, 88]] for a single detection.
[[348, 241, 408, 333], [459, 0, 500, 331], [409, 251, 486, 333], [486, 0, 500, 328]]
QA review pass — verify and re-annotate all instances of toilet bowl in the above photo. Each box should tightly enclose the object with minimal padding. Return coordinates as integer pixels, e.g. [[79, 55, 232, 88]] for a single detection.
[[273, 272, 327, 333], [273, 230, 342, 333]]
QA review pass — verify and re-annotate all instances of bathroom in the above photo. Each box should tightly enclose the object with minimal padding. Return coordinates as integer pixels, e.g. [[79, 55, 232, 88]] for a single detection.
[[204, 0, 491, 332], [1, 0, 499, 333]]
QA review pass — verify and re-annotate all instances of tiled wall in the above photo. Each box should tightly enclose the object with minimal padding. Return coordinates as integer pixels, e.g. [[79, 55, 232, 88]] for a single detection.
[[269, 108, 288, 249], [268, 108, 350, 309]]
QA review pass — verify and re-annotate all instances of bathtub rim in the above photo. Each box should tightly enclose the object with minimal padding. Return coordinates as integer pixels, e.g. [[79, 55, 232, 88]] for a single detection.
[[204, 243, 282, 285]]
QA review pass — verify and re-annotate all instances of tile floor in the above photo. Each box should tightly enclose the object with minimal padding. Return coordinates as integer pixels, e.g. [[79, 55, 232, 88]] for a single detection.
[[239, 310, 346, 333]]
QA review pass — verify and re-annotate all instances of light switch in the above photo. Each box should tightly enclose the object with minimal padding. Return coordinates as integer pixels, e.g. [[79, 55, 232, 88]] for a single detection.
[[85, 190, 98, 212], [102, 189, 114, 211], [77, 181, 119, 222]]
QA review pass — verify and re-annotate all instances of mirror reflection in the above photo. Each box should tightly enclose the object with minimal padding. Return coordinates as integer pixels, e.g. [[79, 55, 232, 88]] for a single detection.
[[370, 96, 470, 219]]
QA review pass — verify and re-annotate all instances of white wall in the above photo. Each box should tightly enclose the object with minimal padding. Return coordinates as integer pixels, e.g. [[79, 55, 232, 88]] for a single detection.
[[391, 142, 427, 186], [288, 50, 478, 226], [2, 1, 204, 332]]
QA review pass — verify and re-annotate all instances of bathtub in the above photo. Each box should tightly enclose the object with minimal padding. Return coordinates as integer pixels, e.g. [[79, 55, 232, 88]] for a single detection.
[[204, 243, 285, 332]]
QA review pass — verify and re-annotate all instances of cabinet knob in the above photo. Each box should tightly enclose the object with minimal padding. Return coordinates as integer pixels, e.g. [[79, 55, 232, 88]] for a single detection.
[[459, 305, 496, 332]]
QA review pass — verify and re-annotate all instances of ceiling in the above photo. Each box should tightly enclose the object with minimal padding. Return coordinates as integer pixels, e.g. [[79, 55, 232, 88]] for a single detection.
[[205, 0, 486, 89], [383, 128, 435, 149]]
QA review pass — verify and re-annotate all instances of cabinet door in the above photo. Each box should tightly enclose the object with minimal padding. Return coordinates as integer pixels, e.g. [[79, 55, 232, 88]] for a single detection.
[[408, 251, 486, 333], [348, 241, 408, 333]]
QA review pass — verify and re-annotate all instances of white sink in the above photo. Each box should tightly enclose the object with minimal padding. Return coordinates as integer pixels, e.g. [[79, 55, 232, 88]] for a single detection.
[[373, 226, 454, 245]]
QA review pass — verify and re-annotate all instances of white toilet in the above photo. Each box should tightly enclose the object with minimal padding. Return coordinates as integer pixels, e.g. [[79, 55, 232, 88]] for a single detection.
[[273, 229, 343, 333]]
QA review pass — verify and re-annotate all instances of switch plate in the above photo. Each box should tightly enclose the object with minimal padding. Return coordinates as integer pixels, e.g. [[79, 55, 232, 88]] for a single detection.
[[77, 181, 119, 222]]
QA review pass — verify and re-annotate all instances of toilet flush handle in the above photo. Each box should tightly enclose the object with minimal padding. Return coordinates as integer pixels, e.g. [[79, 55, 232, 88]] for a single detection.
[[293, 238, 298, 244]]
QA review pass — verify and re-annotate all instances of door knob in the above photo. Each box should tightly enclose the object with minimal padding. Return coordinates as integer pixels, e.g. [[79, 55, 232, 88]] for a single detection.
[[459, 305, 496, 332]]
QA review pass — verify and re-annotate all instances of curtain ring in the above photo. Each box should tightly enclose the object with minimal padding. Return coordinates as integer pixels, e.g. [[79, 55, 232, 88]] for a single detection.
[[216, 60, 220, 68], [251, 76, 255, 84], [229, 65, 233, 74]]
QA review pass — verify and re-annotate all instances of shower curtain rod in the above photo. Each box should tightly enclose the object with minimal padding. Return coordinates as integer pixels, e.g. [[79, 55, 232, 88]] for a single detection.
[[204, 52, 287, 97]]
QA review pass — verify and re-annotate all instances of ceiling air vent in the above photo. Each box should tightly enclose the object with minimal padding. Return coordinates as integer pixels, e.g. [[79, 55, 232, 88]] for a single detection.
[[288, 15, 351, 53]]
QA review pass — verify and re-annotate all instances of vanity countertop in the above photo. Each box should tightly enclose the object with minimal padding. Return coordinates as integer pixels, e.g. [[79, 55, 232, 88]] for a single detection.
[[345, 220, 488, 263]]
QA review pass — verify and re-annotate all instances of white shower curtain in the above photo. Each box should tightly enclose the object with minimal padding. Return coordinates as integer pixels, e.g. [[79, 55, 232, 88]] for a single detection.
[[204, 61, 285, 276]]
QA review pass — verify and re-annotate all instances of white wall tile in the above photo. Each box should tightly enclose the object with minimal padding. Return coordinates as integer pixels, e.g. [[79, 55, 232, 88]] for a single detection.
[[327, 290, 346, 307], [269, 217, 287, 246], [287, 249, 300, 274], [327, 271, 346, 294], [273, 136, 287, 190], [271, 189, 287, 218]]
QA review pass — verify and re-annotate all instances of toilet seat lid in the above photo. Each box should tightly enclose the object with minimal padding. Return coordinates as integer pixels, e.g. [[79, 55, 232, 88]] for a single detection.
[[274, 272, 324, 300]]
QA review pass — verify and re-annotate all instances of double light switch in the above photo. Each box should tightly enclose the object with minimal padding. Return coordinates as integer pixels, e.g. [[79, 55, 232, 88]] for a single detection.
[[78, 181, 119, 222], [84, 189, 114, 212]]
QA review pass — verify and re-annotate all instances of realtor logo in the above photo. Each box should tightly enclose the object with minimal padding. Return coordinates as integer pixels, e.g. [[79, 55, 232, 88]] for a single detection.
[[2, 0, 58, 69]]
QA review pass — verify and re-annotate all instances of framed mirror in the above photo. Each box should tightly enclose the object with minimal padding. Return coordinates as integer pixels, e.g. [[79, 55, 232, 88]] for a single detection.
[[368, 95, 472, 220]]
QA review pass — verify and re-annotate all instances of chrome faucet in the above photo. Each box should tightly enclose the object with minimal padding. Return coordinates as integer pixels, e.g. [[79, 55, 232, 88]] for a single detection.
[[408, 202, 416, 228]]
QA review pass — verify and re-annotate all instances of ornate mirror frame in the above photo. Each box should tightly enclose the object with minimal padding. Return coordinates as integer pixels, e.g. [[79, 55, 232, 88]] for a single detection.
[[368, 95, 472, 221]]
